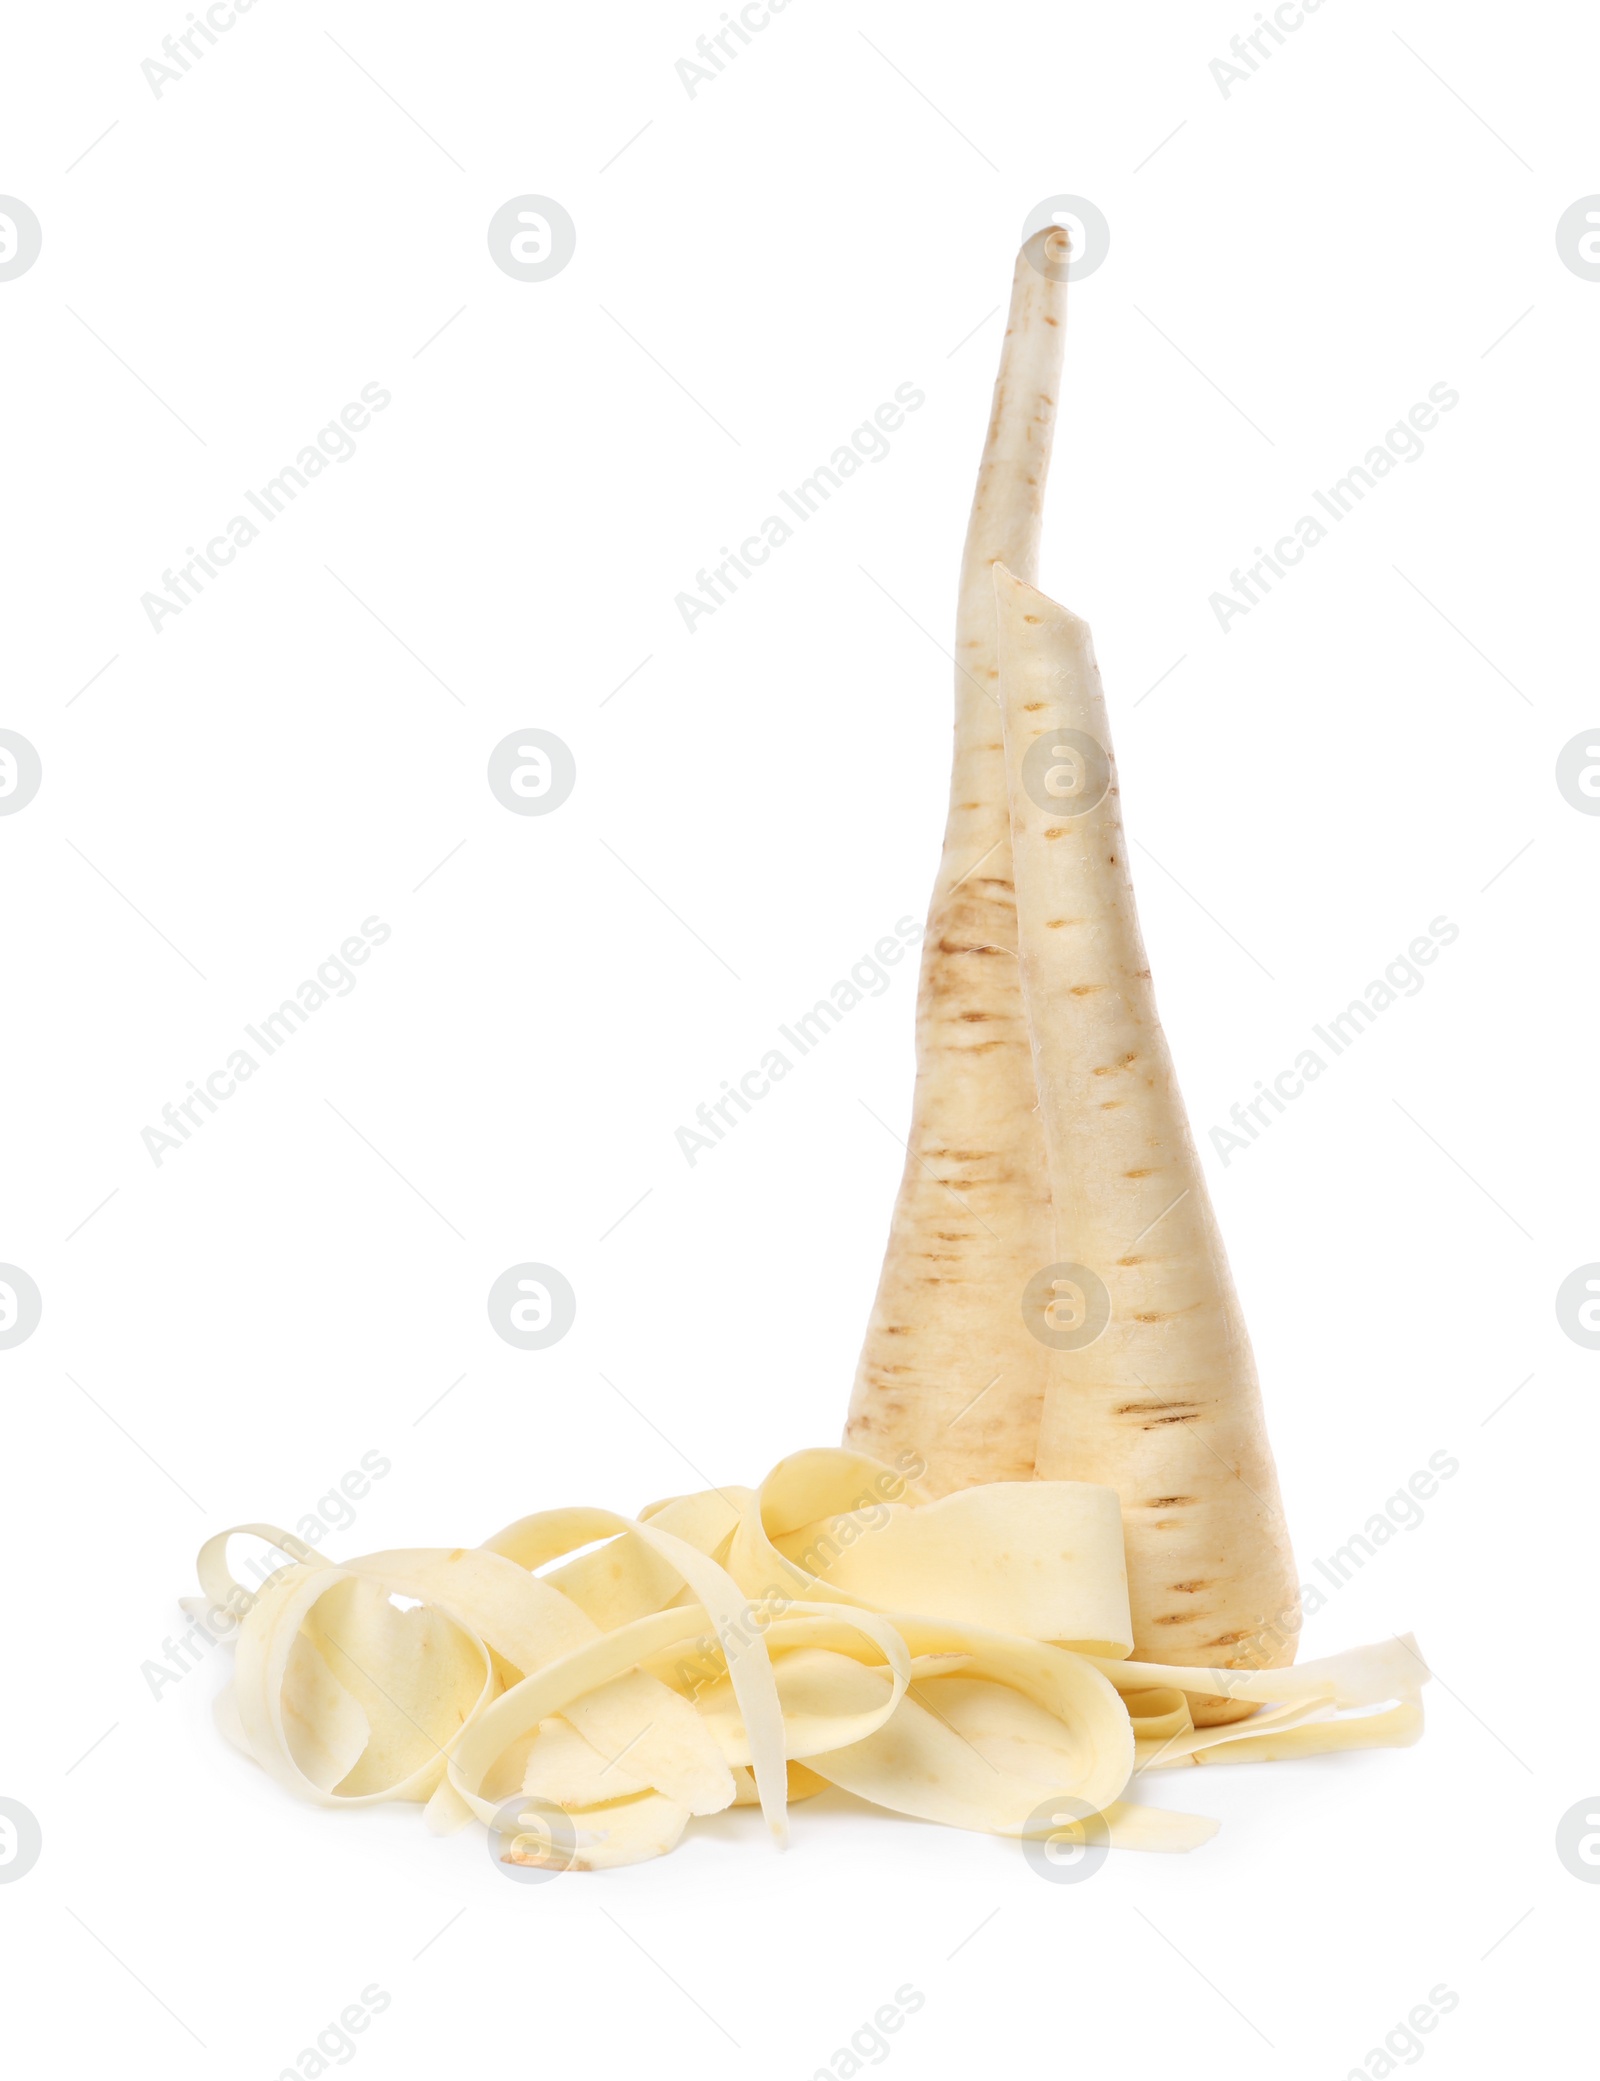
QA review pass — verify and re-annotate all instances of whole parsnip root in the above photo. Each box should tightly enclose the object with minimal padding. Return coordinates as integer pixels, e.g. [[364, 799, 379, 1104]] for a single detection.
[[843, 230, 1297, 1719], [844, 226, 1072, 1491], [992, 565, 1299, 1714]]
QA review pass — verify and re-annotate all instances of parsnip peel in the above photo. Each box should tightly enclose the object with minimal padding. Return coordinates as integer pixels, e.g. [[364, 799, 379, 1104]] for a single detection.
[[196, 1449, 1425, 1870]]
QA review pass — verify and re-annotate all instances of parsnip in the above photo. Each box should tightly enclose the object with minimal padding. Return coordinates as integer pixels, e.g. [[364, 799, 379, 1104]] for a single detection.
[[191, 231, 1426, 1875], [992, 565, 1298, 1697], [844, 226, 1070, 1489], [844, 226, 1297, 1706]]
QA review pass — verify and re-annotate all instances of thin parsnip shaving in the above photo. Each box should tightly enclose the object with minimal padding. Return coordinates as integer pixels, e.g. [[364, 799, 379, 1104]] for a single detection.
[[195, 1449, 1425, 1871]]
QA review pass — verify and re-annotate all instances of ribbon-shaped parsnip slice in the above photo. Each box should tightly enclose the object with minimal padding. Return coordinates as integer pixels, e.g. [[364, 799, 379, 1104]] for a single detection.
[[479, 1506, 790, 1842], [1087, 1632, 1430, 1712], [230, 1562, 493, 1809], [720, 1450, 1134, 1656], [649, 1606, 911, 1766], [797, 1617, 1132, 1835]]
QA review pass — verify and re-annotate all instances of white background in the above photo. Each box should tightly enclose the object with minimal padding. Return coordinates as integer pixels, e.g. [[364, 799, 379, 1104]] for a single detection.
[[3, 0, 1596, 2074]]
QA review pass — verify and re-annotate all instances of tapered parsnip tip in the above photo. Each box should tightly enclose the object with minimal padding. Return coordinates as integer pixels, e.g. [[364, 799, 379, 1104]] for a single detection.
[[1020, 224, 1075, 281], [991, 561, 1091, 643]]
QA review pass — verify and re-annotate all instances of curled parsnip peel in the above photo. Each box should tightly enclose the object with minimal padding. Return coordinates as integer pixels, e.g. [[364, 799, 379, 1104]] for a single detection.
[[992, 565, 1299, 1700], [197, 1450, 1424, 1871]]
